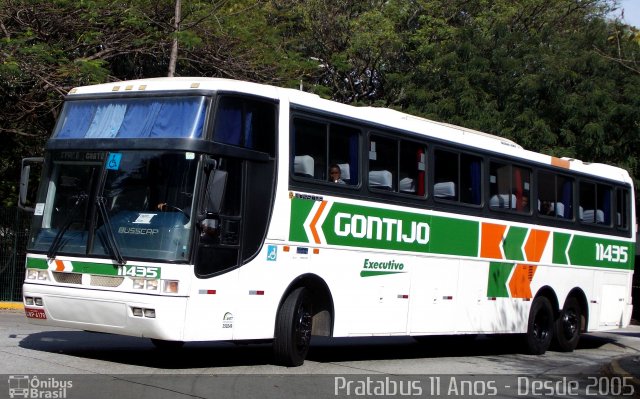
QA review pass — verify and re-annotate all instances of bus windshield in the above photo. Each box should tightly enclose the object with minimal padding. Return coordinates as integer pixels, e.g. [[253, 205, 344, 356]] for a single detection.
[[28, 150, 200, 262]]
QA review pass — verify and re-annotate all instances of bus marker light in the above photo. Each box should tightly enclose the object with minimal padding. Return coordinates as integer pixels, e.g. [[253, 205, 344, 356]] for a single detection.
[[283, 246, 290, 252], [397, 294, 409, 299], [313, 248, 320, 254], [488, 297, 497, 301], [249, 290, 265, 295], [198, 289, 216, 294], [163, 280, 179, 293], [442, 296, 453, 300]]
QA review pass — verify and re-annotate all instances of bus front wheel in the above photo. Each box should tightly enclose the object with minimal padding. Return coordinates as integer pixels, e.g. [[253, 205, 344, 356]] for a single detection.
[[273, 287, 313, 367], [525, 296, 554, 355]]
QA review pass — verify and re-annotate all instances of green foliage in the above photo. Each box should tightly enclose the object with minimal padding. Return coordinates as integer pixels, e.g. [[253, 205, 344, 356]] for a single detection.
[[0, 0, 639, 206]]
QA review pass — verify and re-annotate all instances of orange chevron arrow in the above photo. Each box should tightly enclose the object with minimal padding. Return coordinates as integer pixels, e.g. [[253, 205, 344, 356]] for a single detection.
[[309, 201, 328, 244], [509, 229, 550, 298]]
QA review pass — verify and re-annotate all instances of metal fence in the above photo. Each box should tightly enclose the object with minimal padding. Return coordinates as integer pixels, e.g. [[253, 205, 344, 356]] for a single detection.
[[0, 207, 31, 301]]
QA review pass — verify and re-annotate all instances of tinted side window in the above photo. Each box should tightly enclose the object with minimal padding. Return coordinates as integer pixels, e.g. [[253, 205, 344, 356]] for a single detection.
[[579, 181, 612, 225], [489, 162, 531, 213], [369, 134, 426, 195], [292, 117, 360, 185], [213, 96, 276, 156], [434, 150, 482, 205], [616, 188, 630, 230], [537, 171, 574, 219], [369, 135, 397, 191]]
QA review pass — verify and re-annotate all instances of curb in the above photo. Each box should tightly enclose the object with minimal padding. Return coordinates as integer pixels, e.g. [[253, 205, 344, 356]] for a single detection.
[[0, 302, 24, 310], [602, 356, 640, 396]]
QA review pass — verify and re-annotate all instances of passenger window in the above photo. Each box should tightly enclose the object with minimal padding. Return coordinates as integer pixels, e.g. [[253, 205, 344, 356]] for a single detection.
[[292, 117, 359, 185], [579, 181, 611, 225], [489, 162, 531, 212], [369, 135, 396, 191], [616, 188, 630, 230], [369, 134, 426, 195], [213, 96, 276, 156], [434, 150, 482, 205], [399, 141, 426, 196], [537, 171, 573, 219]]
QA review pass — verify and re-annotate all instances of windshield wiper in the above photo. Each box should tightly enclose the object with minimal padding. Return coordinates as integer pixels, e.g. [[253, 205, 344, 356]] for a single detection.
[[47, 193, 88, 259], [96, 196, 126, 265]]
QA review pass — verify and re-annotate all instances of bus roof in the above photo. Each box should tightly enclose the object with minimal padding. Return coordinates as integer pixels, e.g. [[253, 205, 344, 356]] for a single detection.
[[68, 77, 632, 184]]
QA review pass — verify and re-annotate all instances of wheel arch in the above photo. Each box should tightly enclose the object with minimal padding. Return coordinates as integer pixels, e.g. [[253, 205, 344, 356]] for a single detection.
[[277, 273, 334, 337], [534, 285, 559, 317]]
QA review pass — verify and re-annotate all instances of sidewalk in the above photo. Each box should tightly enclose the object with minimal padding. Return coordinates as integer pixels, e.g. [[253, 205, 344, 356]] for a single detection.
[[0, 301, 23, 310]]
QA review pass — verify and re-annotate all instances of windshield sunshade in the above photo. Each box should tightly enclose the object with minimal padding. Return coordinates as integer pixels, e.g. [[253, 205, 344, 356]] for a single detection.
[[53, 96, 207, 139]]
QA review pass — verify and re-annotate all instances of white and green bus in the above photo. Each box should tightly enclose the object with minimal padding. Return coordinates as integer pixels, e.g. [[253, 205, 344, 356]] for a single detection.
[[20, 78, 635, 366]]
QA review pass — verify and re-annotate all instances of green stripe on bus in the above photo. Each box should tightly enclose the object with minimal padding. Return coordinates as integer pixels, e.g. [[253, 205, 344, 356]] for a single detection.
[[568, 236, 634, 270], [428, 216, 478, 257], [73, 261, 120, 276], [26, 257, 48, 270]]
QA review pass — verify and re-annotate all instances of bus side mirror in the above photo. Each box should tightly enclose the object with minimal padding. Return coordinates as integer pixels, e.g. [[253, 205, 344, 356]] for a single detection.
[[18, 157, 43, 212]]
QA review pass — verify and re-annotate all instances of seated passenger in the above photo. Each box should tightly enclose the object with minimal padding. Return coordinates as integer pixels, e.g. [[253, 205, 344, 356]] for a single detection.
[[329, 164, 346, 184]]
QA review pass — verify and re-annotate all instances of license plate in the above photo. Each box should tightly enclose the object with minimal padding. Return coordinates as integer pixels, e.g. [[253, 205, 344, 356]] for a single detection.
[[25, 307, 47, 320]]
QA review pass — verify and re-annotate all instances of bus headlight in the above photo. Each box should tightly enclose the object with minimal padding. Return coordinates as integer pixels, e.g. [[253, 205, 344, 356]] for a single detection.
[[146, 279, 159, 291], [26, 269, 49, 281]]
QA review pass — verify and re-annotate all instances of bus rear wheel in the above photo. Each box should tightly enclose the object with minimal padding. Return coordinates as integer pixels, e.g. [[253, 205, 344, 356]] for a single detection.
[[273, 287, 313, 367], [525, 296, 554, 355], [553, 296, 581, 352]]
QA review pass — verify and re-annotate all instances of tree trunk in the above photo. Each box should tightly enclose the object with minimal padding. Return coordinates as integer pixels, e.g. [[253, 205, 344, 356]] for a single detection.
[[167, 0, 181, 77]]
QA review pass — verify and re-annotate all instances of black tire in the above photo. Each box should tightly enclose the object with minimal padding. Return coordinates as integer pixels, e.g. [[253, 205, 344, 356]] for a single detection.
[[150, 338, 184, 350], [553, 296, 582, 352], [273, 287, 313, 367], [525, 296, 554, 355]]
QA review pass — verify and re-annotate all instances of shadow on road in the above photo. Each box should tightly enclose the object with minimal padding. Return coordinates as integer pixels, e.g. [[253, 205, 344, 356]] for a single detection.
[[19, 331, 616, 369]]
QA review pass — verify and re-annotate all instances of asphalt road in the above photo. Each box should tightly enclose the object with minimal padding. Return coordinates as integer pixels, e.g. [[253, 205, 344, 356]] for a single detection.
[[1, 309, 639, 398]]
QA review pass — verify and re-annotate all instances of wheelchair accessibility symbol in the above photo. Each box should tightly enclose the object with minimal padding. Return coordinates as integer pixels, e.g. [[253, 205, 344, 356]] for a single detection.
[[266, 245, 277, 261], [106, 153, 122, 170]]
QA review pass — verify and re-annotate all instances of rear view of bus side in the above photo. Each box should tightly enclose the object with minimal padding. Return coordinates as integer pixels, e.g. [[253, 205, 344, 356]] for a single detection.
[[20, 78, 634, 366]]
